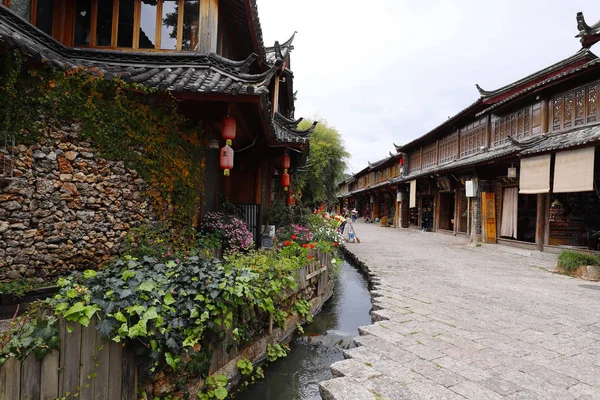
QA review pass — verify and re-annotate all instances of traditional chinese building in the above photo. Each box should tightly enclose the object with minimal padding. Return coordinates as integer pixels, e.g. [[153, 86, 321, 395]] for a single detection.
[[0, 0, 314, 246], [339, 12, 600, 252]]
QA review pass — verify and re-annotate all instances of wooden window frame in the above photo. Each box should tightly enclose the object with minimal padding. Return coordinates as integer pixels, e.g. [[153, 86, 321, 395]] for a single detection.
[[68, 0, 187, 51]]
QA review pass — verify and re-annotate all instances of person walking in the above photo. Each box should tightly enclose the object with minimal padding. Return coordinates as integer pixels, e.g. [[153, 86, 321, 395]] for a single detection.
[[351, 208, 357, 223], [364, 206, 371, 223]]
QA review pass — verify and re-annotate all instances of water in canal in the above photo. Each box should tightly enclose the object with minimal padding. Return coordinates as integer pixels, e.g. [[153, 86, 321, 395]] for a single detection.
[[236, 259, 372, 400]]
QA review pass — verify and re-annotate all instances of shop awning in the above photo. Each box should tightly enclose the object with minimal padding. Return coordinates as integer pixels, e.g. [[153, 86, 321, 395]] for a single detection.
[[553, 146, 595, 193], [409, 180, 416, 208], [519, 154, 551, 194]]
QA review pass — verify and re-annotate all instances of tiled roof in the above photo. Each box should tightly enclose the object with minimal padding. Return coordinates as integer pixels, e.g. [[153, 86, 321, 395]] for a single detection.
[[475, 48, 596, 99], [392, 145, 520, 184], [476, 57, 600, 118], [520, 124, 600, 156], [265, 32, 295, 66], [576, 12, 600, 48], [272, 112, 316, 144], [0, 6, 281, 95]]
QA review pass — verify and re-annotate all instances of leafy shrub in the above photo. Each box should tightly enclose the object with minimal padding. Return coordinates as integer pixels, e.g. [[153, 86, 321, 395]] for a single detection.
[[0, 304, 59, 367], [557, 250, 600, 273], [124, 222, 197, 262], [47, 250, 300, 383], [199, 212, 254, 253], [306, 214, 343, 246]]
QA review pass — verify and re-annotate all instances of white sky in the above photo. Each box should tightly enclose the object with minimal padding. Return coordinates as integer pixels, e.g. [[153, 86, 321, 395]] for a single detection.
[[256, 0, 600, 174]]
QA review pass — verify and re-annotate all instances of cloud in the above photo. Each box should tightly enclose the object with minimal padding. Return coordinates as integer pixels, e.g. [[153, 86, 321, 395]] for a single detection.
[[256, 0, 600, 173]]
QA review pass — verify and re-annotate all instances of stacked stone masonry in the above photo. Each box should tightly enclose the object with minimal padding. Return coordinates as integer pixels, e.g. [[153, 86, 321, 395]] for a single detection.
[[0, 125, 153, 281]]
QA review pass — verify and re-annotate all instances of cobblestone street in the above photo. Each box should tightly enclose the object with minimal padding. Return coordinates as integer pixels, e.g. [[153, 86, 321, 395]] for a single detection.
[[319, 223, 600, 400]]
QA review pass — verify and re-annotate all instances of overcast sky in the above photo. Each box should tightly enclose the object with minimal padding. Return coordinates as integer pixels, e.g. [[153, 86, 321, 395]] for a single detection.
[[256, 0, 600, 174]]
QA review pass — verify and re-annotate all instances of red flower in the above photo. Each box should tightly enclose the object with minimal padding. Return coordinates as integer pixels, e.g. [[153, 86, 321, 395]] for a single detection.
[[309, 243, 315, 249], [291, 235, 297, 240], [329, 215, 333, 219], [333, 242, 339, 247], [308, 255, 313, 260], [302, 243, 308, 248], [284, 241, 292, 246]]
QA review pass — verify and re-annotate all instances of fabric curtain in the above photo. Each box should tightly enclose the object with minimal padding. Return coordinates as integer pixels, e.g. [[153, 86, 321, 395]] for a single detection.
[[553, 147, 595, 193], [500, 187, 518, 238], [409, 180, 416, 208], [519, 154, 551, 194]]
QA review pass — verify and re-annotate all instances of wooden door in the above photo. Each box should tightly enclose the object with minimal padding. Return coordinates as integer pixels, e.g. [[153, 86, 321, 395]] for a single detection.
[[481, 192, 496, 244]]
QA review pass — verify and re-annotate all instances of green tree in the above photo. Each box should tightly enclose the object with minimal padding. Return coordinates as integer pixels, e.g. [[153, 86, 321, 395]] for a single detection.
[[295, 119, 349, 204]]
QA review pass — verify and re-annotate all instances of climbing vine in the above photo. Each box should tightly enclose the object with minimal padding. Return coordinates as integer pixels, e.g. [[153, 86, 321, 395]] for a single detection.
[[0, 46, 204, 225]]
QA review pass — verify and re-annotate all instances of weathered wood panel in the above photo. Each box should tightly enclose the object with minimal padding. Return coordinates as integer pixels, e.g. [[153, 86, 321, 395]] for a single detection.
[[3, 357, 21, 400], [21, 352, 42, 400], [79, 321, 97, 399], [0, 355, 7, 400], [107, 341, 123, 400], [93, 328, 110, 400], [61, 321, 82, 398], [40, 350, 59, 400], [121, 343, 136, 400]]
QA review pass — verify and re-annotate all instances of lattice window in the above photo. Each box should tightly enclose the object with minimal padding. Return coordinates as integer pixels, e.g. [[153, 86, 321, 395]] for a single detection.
[[459, 118, 486, 158], [551, 80, 600, 132], [438, 132, 458, 164], [408, 150, 421, 174], [422, 143, 437, 170], [492, 102, 541, 147]]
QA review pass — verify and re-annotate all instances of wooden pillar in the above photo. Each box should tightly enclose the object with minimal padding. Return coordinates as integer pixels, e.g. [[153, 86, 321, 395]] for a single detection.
[[272, 76, 280, 115], [453, 189, 459, 234], [544, 193, 551, 245], [417, 195, 423, 229], [467, 197, 472, 237], [373, 198, 379, 220], [400, 198, 410, 228], [199, 0, 219, 53], [536, 193, 546, 251]]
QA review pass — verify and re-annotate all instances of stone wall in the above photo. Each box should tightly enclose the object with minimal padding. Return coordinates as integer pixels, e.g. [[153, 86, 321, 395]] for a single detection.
[[0, 124, 153, 281]]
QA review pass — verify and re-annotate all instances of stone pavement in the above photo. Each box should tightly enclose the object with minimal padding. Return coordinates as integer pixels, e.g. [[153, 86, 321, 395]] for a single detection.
[[319, 222, 600, 400]]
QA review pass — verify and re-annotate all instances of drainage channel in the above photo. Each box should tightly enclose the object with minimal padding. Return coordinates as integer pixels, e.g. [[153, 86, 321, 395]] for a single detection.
[[237, 258, 372, 400]]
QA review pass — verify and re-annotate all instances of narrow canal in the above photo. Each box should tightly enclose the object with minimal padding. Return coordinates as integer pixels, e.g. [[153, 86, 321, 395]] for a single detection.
[[237, 258, 372, 400]]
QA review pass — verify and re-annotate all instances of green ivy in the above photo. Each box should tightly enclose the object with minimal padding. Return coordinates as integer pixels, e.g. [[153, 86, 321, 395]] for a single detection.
[[0, 47, 204, 226], [266, 343, 289, 362]]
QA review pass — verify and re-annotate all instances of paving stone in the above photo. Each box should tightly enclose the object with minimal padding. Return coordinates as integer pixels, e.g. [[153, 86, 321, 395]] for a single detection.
[[320, 224, 600, 399], [449, 381, 505, 400], [479, 377, 524, 396], [330, 359, 382, 382], [319, 377, 376, 400]]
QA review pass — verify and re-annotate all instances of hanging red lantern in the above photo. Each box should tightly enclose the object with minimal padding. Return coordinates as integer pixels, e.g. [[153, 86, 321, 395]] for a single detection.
[[281, 153, 291, 170], [220, 145, 234, 176], [222, 116, 236, 145], [287, 194, 295, 206], [399, 157, 404, 166], [281, 172, 290, 191]]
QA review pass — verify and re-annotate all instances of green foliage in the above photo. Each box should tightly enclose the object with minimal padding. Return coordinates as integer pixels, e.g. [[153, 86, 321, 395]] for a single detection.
[[291, 299, 313, 323], [46, 248, 305, 387], [124, 222, 199, 262], [198, 374, 228, 400], [295, 119, 350, 203], [0, 278, 57, 298], [236, 357, 254, 376], [0, 304, 60, 367], [0, 47, 204, 225], [557, 250, 600, 273], [266, 343, 289, 362]]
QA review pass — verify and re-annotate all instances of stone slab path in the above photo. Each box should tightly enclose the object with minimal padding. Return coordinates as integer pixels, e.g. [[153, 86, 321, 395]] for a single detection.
[[319, 223, 600, 400]]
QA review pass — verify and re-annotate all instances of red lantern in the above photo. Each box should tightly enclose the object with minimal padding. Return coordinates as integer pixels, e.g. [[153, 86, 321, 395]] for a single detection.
[[399, 157, 404, 166], [222, 116, 236, 145], [287, 194, 295, 206], [281, 172, 290, 191], [220, 145, 234, 176], [281, 153, 291, 171]]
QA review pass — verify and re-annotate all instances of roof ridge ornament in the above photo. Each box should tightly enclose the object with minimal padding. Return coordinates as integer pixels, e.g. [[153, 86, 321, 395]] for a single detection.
[[576, 12, 600, 48]]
